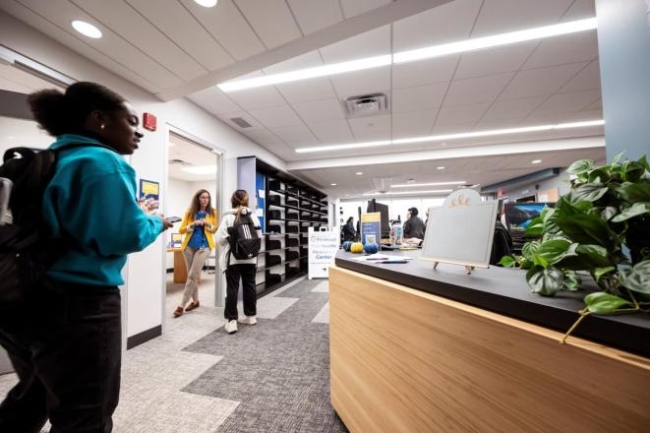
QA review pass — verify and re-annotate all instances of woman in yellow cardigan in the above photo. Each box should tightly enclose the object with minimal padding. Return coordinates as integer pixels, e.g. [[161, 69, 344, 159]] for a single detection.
[[173, 189, 217, 318]]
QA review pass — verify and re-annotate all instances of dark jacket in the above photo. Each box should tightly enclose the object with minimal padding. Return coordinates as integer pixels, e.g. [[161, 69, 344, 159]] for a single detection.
[[490, 221, 513, 266], [342, 221, 356, 241], [403, 216, 426, 239]]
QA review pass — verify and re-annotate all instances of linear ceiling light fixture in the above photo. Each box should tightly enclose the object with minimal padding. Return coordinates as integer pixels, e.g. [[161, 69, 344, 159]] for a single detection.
[[218, 18, 596, 92], [363, 189, 454, 196], [391, 181, 466, 187], [295, 120, 604, 153], [71, 20, 102, 39]]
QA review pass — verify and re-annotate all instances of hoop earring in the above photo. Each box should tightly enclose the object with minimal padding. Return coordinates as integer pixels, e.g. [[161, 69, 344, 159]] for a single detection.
[[100, 124, 106, 130]]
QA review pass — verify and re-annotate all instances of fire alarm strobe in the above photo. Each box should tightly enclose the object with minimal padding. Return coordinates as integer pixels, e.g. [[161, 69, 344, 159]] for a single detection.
[[143, 112, 157, 131]]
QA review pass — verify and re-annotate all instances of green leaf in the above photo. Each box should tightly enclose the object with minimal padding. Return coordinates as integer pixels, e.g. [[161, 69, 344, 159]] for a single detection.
[[534, 239, 577, 265], [616, 182, 650, 203], [611, 203, 650, 223], [638, 155, 649, 171], [563, 271, 582, 291], [593, 266, 616, 282], [601, 206, 618, 221], [574, 244, 614, 268], [521, 241, 540, 262], [525, 216, 544, 236], [584, 292, 631, 314], [619, 260, 650, 295], [567, 159, 594, 176], [499, 255, 516, 268], [611, 152, 624, 166], [526, 266, 564, 296], [621, 161, 647, 182], [571, 183, 608, 203], [552, 212, 617, 247]]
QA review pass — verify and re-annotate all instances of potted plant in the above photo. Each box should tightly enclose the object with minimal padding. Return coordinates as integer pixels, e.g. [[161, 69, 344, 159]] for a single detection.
[[501, 154, 650, 341]]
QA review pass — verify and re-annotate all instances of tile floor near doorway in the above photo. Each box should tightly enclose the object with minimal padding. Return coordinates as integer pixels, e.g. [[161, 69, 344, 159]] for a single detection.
[[0, 271, 348, 433]]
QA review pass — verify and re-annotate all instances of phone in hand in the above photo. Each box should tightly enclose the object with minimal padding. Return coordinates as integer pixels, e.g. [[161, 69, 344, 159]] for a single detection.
[[166, 216, 182, 223]]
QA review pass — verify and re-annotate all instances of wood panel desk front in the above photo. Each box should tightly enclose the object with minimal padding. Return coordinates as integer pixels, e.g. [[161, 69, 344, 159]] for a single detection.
[[329, 259, 650, 433], [167, 248, 187, 284]]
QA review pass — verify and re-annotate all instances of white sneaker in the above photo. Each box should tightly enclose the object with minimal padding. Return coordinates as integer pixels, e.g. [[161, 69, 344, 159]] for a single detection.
[[225, 320, 238, 334], [238, 316, 257, 326]]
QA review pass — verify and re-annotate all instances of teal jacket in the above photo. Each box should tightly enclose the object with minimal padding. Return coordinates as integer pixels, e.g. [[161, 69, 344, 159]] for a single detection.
[[42, 134, 163, 286]]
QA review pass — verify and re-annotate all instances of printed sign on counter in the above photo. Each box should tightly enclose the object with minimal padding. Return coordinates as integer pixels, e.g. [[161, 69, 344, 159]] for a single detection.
[[361, 212, 381, 244], [308, 227, 338, 279]]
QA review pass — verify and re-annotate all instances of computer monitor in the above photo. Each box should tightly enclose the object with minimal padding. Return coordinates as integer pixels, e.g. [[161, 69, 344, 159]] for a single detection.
[[504, 202, 554, 233], [366, 199, 391, 240]]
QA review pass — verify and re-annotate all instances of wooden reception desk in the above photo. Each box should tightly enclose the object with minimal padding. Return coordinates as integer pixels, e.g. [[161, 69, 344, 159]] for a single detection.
[[167, 248, 187, 284], [330, 252, 650, 433]]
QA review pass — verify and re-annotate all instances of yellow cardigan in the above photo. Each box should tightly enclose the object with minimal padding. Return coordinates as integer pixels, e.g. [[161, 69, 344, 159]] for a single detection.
[[179, 209, 218, 251]]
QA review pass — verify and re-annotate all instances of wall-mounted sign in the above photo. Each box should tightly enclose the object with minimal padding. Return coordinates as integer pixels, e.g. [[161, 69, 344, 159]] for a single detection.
[[143, 112, 157, 131], [420, 189, 498, 272], [139, 179, 159, 201]]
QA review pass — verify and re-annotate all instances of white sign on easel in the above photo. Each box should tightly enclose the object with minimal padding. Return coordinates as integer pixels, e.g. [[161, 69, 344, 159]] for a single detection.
[[420, 189, 498, 273], [308, 227, 338, 279]]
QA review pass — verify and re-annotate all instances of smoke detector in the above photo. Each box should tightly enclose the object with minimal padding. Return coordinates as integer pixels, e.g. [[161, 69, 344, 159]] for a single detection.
[[344, 93, 389, 118]]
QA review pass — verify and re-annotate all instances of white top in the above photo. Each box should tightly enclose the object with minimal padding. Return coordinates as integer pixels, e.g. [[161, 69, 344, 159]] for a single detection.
[[215, 207, 262, 269]]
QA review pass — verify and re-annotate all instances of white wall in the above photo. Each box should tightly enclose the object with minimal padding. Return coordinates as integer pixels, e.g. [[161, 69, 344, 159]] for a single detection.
[[0, 11, 287, 341]]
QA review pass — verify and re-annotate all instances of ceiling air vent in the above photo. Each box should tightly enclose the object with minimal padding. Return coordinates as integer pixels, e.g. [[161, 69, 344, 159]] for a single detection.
[[230, 117, 252, 128], [344, 93, 389, 118]]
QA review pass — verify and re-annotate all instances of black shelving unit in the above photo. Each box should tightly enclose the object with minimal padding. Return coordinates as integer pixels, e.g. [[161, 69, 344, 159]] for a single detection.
[[239, 156, 327, 296]]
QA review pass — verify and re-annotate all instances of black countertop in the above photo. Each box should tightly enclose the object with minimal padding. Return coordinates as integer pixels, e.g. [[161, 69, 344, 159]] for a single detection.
[[335, 250, 650, 358]]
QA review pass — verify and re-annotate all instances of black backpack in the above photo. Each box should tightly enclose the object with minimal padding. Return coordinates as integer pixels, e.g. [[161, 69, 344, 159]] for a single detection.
[[227, 211, 261, 264], [0, 146, 81, 304]]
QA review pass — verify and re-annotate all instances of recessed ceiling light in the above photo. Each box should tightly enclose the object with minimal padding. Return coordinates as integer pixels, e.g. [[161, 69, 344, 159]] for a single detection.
[[532, 159, 542, 164], [218, 18, 596, 92], [331, 183, 337, 186], [356, 172, 363, 175], [392, 181, 465, 187], [437, 166, 446, 170], [194, 0, 218, 7], [295, 120, 604, 153], [72, 20, 102, 39]]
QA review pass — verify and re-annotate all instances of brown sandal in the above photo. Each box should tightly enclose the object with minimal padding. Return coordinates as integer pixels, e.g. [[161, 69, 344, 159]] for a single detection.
[[185, 301, 200, 312], [173, 306, 184, 318]]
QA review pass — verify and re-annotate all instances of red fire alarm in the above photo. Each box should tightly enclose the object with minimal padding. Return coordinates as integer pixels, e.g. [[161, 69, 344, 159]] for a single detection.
[[143, 112, 157, 132]]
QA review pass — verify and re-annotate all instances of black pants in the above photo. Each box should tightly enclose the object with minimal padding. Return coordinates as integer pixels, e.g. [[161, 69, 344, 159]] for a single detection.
[[224, 264, 257, 321], [0, 280, 121, 433]]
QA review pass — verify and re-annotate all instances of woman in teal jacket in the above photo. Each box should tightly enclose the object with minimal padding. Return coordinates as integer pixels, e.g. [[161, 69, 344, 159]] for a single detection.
[[0, 82, 171, 432]]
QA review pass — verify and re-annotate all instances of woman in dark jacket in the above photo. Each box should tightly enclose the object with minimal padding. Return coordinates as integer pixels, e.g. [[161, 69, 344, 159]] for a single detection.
[[342, 216, 356, 241]]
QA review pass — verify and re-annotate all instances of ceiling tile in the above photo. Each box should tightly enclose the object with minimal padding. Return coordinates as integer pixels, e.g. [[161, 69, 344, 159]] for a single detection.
[[319, 25, 390, 64], [15, 0, 182, 89], [392, 56, 459, 89], [340, 0, 391, 19], [482, 96, 547, 120], [521, 112, 576, 124], [499, 62, 587, 99], [393, 0, 483, 51], [179, 0, 264, 61], [561, 0, 596, 21], [240, 128, 284, 144], [585, 98, 602, 110], [125, 0, 234, 71], [275, 78, 338, 104], [235, 0, 302, 49], [348, 114, 391, 141], [188, 87, 242, 115], [248, 105, 303, 128], [558, 60, 601, 93], [435, 103, 490, 126], [72, 0, 207, 80], [523, 32, 598, 70], [529, 89, 601, 116], [471, 0, 574, 37], [287, 0, 343, 35], [392, 83, 447, 113], [271, 124, 317, 142], [392, 110, 437, 138], [226, 86, 287, 110], [444, 72, 514, 106], [566, 109, 603, 122], [474, 117, 524, 130], [293, 99, 345, 123], [454, 42, 537, 80], [308, 120, 355, 143], [430, 122, 476, 135], [329, 68, 390, 98]]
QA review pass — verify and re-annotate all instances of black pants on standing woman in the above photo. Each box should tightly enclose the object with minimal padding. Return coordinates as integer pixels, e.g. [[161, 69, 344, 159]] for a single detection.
[[224, 264, 257, 321]]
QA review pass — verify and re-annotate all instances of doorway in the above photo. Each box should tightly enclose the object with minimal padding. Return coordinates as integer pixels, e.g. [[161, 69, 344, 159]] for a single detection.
[[164, 128, 223, 323]]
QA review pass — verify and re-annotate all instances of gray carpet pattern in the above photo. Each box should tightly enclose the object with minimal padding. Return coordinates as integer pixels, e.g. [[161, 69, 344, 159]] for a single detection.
[[183, 279, 349, 433]]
